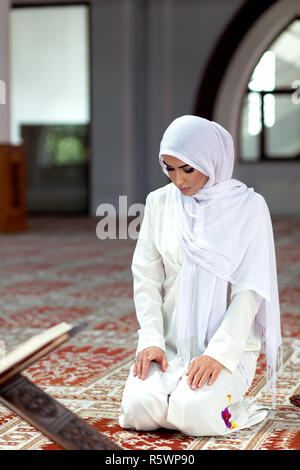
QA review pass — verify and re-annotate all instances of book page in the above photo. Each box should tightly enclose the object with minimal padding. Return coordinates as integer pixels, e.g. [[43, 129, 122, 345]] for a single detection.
[[0, 322, 73, 375]]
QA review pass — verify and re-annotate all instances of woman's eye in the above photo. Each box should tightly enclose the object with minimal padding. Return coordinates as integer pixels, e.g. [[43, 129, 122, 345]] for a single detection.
[[166, 167, 194, 173]]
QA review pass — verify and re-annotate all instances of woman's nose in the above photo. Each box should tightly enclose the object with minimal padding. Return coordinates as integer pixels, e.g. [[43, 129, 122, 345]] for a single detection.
[[174, 173, 185, 186]]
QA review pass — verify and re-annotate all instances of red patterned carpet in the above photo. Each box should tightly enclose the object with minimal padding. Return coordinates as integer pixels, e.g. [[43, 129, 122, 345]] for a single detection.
[[0, 215, 299, 450]]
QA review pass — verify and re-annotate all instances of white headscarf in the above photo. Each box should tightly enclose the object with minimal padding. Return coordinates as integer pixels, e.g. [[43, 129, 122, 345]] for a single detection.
[[158, 115, 282, 407]]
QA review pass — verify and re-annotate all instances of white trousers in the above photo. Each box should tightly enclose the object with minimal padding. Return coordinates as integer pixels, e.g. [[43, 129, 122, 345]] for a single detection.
[[119, 352, 269, 436]]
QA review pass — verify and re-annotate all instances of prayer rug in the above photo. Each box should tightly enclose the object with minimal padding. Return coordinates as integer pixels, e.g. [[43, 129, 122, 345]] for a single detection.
[[0, 216, 299, 450]]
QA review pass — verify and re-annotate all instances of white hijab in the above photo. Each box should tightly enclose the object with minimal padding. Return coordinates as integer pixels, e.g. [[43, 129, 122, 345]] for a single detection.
[[158, 115, 282, 407]]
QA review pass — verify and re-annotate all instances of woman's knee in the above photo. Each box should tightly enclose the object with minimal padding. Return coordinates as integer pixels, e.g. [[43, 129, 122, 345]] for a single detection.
[[122, 385, 153, 414], [167, 376, 236, 436], [168, 392, 223, 436], [120, 380, 168, 431]]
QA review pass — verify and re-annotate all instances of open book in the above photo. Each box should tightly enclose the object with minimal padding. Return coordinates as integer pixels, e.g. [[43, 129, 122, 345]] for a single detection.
[[0, 322, 88, 383], [0, 321, 122, 450]]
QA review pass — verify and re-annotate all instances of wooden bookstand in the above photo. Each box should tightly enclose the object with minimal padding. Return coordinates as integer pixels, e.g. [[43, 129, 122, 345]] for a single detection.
[[0, 323, 121, 450], [0, 143, 28, 233]]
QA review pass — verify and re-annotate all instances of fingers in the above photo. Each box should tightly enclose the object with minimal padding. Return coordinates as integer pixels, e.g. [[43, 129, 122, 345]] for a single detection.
[[133, 356, 146, 379], [133, 349, 168, 379], [186, 358, 196, 378], [187, 366, 207, 390], [196, 369, 212, 389], [188, 369, 211, 390], [141, 356, 150, 380], [133, 354, 141, 376], [160, 355, 168, 372], [133, 352, 153, 380], [186, 360, 221, 390], [186, 359, 199, 388], [208, 368, 219, 386]]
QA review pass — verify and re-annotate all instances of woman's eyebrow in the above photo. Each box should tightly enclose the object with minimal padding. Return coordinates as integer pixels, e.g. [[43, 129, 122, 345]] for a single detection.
[[163, 160, 190, 169]]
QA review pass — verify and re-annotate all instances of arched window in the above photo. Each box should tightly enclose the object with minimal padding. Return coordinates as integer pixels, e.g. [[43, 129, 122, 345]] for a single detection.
[[239, 19, 300, 162]]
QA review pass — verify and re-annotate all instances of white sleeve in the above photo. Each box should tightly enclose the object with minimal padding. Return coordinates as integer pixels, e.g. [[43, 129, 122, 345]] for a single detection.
[[203, 284, 263, 372], [131, 193, 166, 355]]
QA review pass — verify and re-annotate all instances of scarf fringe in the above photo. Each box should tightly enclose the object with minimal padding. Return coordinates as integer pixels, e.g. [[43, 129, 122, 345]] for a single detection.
[[177, 336, 201, 367], [266, 343, 283, 409], [253, 321, 283, 409]]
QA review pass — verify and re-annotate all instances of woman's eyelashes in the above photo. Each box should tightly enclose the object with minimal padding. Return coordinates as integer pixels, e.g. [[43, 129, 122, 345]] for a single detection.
[[166, 167, 194, 174]]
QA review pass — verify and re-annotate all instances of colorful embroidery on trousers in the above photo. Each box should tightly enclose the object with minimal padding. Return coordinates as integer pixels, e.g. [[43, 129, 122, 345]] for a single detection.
[[221, 394, 238, 430]]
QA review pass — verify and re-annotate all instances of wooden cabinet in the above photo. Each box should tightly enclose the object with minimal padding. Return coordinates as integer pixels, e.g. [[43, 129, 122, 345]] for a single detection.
[[0, 144, 27, 232]]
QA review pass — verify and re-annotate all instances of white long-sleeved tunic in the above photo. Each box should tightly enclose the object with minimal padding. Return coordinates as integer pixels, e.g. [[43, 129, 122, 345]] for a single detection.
[[119, 183, 268, 436], [133, 183, 262, 369]]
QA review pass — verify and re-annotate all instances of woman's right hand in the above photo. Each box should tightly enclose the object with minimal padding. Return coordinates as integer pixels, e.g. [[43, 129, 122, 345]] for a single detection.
[[133, 346, 168, 380]]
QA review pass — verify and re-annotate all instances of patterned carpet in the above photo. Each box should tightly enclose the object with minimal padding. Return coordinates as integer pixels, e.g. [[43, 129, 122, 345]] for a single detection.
[[0, 215, 299, 450]]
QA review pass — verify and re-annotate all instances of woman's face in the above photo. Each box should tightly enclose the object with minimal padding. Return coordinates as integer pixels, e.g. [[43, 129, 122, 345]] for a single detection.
[[163, 154, 209, 196]]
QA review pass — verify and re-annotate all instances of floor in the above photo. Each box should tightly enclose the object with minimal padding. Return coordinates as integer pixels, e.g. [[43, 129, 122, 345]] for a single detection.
[[0, 215, 299, 450]]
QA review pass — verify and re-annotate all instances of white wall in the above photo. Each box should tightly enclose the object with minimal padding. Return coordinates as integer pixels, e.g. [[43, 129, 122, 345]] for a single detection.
[[10, 5, 90, 144], [146, 0, 245, 197], [90, 0, 245, 215], [11, 0, 300, 216], [0, 0, 11, 143]]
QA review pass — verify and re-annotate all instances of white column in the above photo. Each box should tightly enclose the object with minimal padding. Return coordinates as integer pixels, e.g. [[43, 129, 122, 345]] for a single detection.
[[162, 0, 173, 128], [0, 0, 11, 143], [122, 0, 134, 207]]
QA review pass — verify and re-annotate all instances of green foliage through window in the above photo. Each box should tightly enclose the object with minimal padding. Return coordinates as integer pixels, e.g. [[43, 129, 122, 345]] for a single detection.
[[44, 125, 89, 167]]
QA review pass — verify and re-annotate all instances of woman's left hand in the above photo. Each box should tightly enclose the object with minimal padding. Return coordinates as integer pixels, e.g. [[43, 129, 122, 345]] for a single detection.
[[186, 355, 223, 390]]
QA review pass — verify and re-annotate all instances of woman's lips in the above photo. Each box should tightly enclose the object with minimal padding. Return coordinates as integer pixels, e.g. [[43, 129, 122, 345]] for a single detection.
[[179, 187, 190, 192]]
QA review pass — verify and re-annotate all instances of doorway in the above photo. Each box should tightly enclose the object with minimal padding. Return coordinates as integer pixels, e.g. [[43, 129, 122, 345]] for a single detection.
[[10, 3, 91, 213]]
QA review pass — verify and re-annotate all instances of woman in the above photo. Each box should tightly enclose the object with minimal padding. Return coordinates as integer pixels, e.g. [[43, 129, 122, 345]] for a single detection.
[[119, 115, 282, 436]]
